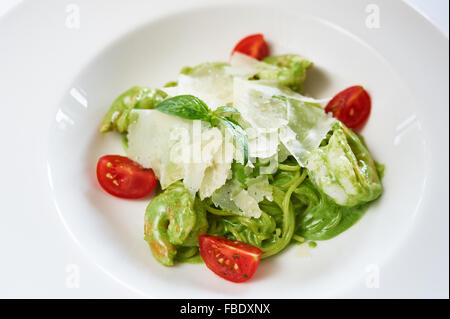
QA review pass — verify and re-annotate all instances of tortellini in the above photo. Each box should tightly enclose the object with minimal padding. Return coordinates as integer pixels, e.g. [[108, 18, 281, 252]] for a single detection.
[[306, 122, 383, 207], [257, 54, 312, 93], [144, 182, 208, 266], [100, 86, 167, 133]]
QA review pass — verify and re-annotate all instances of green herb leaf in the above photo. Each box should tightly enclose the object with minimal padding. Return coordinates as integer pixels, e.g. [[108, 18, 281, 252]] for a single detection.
[[218, 116, 249, 165], [213, 106, 241, 117], [155, 95, 248, 165], [231, 162, 249, 185], [163, 81, 178, 88], [155, 95, 211, 121]]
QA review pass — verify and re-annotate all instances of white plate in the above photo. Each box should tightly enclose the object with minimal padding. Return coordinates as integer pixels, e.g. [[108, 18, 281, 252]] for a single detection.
[[0, 0, 448, 298]]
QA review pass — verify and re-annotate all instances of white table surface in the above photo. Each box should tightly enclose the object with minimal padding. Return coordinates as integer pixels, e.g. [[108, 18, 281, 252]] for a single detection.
[[0, 0, 448, 298]]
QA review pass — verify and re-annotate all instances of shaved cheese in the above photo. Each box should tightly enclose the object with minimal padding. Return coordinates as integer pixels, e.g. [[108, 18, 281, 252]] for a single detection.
[[183, 126, 223, 196], [127, 110, 232, 196], [163, 64, 233, 110], [233, 190, 262, 218], [278, 143, 291, 163], [247, 127, 279, 159], [234, 77, 288, 130], [247, 175, 273, 202], [127, 110, 189, 188], [228, 52, 277, 78], [211, 175, 272, 218], [233, 78, 335, 167], [279, 98, 335, 166], [211, 181, 242, 213], [199, 136, 234, 200]]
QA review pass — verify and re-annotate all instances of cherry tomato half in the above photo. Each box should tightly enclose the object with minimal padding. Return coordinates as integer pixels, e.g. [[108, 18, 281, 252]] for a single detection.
[[199, 235, 262, 283], [96, 155, 157, 199], [325, 86, 372, 130], [231, 34, 269, 60]]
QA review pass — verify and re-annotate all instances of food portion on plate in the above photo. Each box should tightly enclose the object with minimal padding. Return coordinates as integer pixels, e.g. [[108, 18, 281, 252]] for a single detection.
[[96, 34, 384, 283]]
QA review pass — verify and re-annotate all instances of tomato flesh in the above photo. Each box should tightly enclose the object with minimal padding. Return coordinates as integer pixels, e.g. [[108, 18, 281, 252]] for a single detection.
[[325, 86, 372, 130], [231, 34, 269, 60], [96, 155, 157, 199], [199, 235, 262, 283]]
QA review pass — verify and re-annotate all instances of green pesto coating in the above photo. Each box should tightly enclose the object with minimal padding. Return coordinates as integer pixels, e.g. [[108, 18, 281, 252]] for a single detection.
[[100, 86, 167, 133], [257, 54, 312, 93], [307, 122, 383, 207], [144, 182, 207, 266]]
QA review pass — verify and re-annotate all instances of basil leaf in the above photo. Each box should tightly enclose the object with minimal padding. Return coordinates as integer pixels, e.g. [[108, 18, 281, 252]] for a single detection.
[[218, 116, 249, 165], [155, 95, 248, 164], [155, 95, 211, 121], [213, 106, 240, 117]]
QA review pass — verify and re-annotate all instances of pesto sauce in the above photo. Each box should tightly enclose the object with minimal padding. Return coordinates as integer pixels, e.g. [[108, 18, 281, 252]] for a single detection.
[[177, 254, 204, 264], [308, 241, 317, 248], [297, 199, 371, 241], [121, 133, 128, 152]]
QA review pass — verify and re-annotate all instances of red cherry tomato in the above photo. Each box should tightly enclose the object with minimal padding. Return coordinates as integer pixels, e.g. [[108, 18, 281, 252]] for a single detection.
[[231, 34, 269, 60], [199, 235, 262, 283], [96, 155, 157, 199], [325, 86, 372, 129]]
